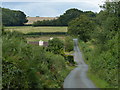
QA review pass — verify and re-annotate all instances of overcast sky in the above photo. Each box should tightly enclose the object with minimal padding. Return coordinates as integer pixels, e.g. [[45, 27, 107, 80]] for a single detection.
[[1, 0, 106, 17]]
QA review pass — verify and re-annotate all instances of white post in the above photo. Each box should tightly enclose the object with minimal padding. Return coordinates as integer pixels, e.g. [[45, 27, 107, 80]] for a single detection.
[[50, 37, 53, 40]]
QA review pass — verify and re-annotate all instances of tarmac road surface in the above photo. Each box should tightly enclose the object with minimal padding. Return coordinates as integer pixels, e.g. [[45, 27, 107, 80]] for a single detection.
[[63, 39, 96, 88]]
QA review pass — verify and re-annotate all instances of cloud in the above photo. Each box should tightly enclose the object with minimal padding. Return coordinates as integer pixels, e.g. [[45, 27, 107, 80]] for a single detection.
[[1, 0, 106, 4], [1, 1, 105, 17], [2, 2, 61, 17]]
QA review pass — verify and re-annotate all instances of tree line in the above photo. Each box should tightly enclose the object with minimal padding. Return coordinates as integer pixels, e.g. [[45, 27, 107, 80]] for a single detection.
[[2, 7, 96, 27], [32, 8, 96, 26]]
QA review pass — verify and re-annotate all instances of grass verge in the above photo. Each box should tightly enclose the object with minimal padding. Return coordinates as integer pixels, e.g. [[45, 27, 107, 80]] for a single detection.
[[87, 70, 110, 88], [78, 40, 111, 88]]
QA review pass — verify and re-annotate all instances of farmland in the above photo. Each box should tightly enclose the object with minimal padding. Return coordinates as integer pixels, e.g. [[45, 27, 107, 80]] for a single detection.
[[26, 35, 66, 42], [26, 17, 58, 24], [4, 26, 68, 42], [4, 26, 68, 34]]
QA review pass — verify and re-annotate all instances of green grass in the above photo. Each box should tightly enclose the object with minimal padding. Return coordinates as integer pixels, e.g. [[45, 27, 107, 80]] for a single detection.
[[78, 40, 111, 88], [26, 35, 67, 42], [87, 70, 110, 88], [4, 26, 68, 42], [4, 26, 68, 34]]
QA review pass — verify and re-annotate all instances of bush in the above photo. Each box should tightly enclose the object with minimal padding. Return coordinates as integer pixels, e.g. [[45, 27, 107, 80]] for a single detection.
[[2, 8, 28, 26], [2, 31, 69, 88], [79, 35, 118, 88], [68, 15, 95, 42], [64, 36, 73, 52], [47, 38, 64, 54]]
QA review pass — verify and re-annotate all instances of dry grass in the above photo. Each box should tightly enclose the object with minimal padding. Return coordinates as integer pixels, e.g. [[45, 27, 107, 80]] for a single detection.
[[5, 26, 68, 34], [26, 17, 58, 24]]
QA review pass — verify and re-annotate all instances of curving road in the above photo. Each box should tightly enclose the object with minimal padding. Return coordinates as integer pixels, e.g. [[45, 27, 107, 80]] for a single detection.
[[63, 39, 96, 88]]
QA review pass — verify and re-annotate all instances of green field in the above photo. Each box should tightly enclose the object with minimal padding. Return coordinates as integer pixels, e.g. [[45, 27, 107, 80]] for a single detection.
[[26, 35, 66, 42], [4, 26, 68, 42], [4, 26, 68, 34]]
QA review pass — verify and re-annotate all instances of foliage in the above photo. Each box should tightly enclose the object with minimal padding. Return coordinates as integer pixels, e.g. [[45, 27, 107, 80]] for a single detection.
[[32, 8, 83, 26], [64, 36, 73, 52], [68, 15, 95, 42], [64, 55, 75, 65], [32, 19, 62, 26], [84, 11, 96, 17], [58, 8, 83, 26], [69, 0, 119, 88], [47, 38, 64, 54], [2, 8, 28, 26], [32, 8, 96, 26], [2, 31, 69, 89], [79, 34, 118, 88]]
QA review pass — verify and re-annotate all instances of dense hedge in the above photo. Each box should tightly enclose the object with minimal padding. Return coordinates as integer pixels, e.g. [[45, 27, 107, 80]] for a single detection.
[[79, 37, 118, 88], [25, 32, 67, 36], [64, 36, 73, 52], [2, 31, 70, 88], [46, 38, 64, 55]]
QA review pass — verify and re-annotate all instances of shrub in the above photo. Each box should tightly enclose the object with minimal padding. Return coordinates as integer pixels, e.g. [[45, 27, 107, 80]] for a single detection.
[[2, 31, 69, 88]]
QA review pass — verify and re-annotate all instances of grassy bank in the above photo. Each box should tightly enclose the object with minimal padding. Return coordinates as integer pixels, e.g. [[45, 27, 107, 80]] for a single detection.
[[78, 40, 112, 88], [87, 70, 110, 88]]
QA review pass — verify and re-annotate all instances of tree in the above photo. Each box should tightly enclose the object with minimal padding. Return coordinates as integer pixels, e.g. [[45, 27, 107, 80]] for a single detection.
[[83, 11, 96, 18], [94, 0, 119, 50], [58, 8, 83, 26], [32, 8, 84, 26], [2, 8, 28, 26], [64, 36, 73, 52], [47, 38, 64, 54], [32, 8, 96, 27], [80, 0, 119, 87], [68, 15, 95, 42]]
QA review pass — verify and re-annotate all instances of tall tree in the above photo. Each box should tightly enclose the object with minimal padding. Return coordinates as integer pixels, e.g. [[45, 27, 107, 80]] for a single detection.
[[2, 8, 28, 26], [68, 15, 95, 42], [58, 8, 83, 26]]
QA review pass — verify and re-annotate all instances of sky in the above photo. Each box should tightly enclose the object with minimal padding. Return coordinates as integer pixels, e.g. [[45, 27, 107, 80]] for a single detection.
[[1, 0, 106, 17]]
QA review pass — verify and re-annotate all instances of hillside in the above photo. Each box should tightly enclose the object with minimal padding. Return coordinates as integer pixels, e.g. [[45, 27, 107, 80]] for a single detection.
[[25, 17, 58, 24]]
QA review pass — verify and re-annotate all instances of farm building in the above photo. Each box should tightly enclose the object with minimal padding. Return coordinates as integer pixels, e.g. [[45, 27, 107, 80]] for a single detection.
[[28, 41, 48, 47]]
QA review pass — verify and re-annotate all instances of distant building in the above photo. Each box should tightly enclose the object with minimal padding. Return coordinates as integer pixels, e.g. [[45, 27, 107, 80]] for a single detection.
[[43, 42, 48, 47], [28, 41, 39, 45], [39, 40, 44, 46], [28, 41, 48, 47]]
